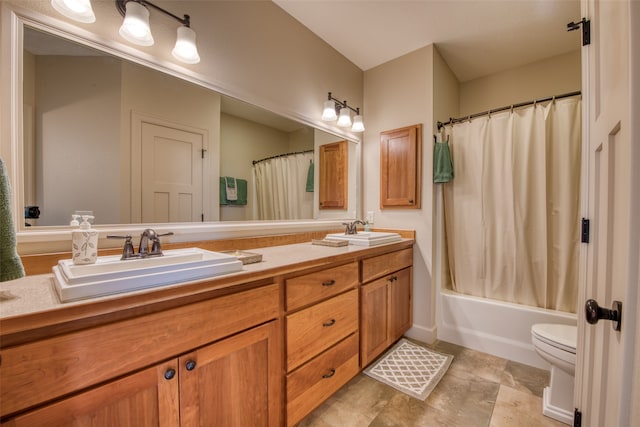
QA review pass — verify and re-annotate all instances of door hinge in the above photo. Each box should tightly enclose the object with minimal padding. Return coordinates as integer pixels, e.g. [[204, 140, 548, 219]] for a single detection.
[[581, 218, 590, 243], [567, 18, 591, 46], [201, 213, 204, 222], [574, 408, 582, 427]]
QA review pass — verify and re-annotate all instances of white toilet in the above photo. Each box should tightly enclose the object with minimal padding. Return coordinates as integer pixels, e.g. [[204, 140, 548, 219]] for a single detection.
[[531, 323, 577, 425]]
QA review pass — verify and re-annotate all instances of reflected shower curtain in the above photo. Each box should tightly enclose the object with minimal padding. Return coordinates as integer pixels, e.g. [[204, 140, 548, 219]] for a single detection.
[[252, 152, 314, 220], [443, 97, 581, 312]]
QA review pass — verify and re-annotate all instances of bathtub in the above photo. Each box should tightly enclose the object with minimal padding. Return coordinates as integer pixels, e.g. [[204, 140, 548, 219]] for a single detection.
[[437, 289, 577, 369]]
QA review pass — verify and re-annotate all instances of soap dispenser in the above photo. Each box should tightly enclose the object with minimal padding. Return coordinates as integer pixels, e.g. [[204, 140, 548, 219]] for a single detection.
[[72, 215, 98, 265]]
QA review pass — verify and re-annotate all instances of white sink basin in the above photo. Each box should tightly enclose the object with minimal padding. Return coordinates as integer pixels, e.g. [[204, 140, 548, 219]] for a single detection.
[[53, 248, 243, 302], [325, 232, 402, 246]]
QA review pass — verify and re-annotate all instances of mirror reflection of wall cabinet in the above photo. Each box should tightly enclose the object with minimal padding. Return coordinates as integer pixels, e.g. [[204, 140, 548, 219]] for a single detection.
[[318, 141, 348, 210], [380, 124, 422, 209]]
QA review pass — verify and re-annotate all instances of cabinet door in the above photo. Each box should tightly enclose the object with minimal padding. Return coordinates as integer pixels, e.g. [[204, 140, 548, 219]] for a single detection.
[[380, 124, 422, 208], [360, 277, 389, 367], [388, 267, 413, 343], [319, 140, 348, 209], [8, 361, 180, 427], [179, 321, 281, 427]]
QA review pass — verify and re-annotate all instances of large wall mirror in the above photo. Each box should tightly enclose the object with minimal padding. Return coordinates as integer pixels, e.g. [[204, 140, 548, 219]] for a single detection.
[[15, 19, 359, 232]]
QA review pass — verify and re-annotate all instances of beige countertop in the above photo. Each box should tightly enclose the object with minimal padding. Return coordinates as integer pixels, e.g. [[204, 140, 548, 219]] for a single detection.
[[0, 240, 413, 331]]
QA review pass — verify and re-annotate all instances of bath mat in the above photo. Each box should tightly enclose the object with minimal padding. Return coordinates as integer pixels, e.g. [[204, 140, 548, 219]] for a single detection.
[[364, 338, 453, 400]]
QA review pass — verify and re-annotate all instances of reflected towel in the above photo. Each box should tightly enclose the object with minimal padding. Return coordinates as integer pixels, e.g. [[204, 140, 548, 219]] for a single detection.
[[0, 158, 25, 281], [433, 140, 454, 183], [224, 176, 238, 201], [306, 161, 314, 192], [220, 177, 247, 205]]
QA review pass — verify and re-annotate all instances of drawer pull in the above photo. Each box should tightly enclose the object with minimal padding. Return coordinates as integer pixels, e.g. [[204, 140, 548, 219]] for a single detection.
[[322, 369, 336, 379], [164, 368, 176, 380], [185, 360, 197, 371], [323, 319, 336, 327], [322, 279, 336, 287]]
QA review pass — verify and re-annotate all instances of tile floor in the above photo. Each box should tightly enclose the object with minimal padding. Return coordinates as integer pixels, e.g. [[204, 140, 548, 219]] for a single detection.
[[298, 340, 567, 427]]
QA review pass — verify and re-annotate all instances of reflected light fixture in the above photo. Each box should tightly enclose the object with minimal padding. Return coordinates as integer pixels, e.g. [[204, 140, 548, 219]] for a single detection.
[[321, 92, 365, 132], [115, 0, 200, 64], [51, 0, 96, 23]]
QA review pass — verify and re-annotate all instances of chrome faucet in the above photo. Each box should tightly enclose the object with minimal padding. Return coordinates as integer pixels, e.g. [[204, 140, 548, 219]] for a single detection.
[[342, 220, 365, 235], [107, 229, 174, 260]]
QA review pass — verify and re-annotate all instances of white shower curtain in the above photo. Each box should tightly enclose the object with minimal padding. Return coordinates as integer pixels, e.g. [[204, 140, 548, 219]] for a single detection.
[[443, 96, 581, 312], [252, 151, 314, 220]]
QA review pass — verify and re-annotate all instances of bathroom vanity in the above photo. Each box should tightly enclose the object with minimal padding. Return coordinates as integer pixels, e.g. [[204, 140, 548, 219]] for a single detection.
[[0, 236, 413, 426]]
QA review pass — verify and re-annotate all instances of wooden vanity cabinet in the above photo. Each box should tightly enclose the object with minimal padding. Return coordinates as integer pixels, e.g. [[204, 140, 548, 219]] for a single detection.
[[284, 262, 360, 426], [1, 285, 281, 426], [360, 247, 413, 367]]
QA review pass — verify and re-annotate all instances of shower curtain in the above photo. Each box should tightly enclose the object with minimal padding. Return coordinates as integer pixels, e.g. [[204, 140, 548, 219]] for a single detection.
[[442, 96, 581, 312], [252, 151, 314, 220]]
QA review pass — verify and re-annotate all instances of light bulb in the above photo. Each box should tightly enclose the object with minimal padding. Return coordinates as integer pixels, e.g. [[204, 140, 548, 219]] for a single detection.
[[322, 100, 337, 121], [119, 1, 154, 46], [337, 107, 352, 127], [51, 0, 96, 23], [172, 26, 200, 64]]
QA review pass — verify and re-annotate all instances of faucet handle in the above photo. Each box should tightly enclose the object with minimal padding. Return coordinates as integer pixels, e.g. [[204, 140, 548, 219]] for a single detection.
[[107, 235, 135, 260], [150, 231, 173, 255]]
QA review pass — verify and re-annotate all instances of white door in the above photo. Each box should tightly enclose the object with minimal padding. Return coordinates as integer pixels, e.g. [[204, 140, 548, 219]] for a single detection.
[[141, 122, 204, 223], [575, 0, 640, 425]]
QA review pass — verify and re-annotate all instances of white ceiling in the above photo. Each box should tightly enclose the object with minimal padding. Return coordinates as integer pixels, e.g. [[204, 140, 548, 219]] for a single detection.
[[274, 0, 582, 82]]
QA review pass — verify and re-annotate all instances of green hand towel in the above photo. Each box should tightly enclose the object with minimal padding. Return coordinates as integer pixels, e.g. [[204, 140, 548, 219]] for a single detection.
[[306, 162, 314, 192], [0, 158, 25, 281], [219, 177, 248, 205], [433, 141, 454, 183]]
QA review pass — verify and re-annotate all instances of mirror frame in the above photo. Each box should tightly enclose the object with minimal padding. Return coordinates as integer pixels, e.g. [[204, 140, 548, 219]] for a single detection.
[[1, 4, 362, 253]]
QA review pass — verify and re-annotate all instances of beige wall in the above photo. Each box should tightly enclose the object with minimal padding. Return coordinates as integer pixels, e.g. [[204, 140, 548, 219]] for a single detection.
[[1, 0, 363, 135], [363, 45, 435, 343], [220, 113, 291, 221], [459, 50, 581, 116], [35, 55, 122, 226]]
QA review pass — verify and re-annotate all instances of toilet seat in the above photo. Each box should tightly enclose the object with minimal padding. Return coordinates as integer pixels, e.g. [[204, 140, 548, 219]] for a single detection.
[[531, 324, 576, 354]]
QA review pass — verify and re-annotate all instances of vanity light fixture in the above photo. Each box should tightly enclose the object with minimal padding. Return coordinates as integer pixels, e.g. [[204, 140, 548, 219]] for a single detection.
[[51, 0, 96, 23], [321, 92, 365, 132], [115, 0, 200, 64]]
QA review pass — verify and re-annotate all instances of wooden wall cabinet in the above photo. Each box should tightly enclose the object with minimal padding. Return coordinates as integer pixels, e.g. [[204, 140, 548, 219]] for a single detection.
[[319, 140, 348, 209], [360, 248, 413, 367], [380, 124, 422, 209]]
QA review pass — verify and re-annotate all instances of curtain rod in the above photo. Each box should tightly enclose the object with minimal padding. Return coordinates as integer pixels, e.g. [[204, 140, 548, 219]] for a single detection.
[[436, 90, 581, 130], [252, 149, 313, 166]]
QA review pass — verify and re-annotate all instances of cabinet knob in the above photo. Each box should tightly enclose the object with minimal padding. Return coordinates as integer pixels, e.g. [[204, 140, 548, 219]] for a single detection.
[[164, 368, 176, 380], [322, 279, 336, 287], [409, 199, 414, 204], [323, 319, 336, 327], [322, 369, 336, 379], [185, 360, 197, 371]]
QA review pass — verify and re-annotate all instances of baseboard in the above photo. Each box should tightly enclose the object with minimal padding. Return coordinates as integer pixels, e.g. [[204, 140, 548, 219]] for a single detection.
[[405, 323, 437, 345]]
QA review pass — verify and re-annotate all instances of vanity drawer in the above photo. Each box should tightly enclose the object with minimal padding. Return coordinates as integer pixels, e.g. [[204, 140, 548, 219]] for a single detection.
[[286, 289, 358, 371], [286, 262, 358, 310], [361, 247, 413, 283], [286, 333, 359, 427]]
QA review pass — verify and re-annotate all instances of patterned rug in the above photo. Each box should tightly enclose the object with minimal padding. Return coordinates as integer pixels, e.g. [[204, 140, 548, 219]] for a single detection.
[[363, 338, 453, 401]]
